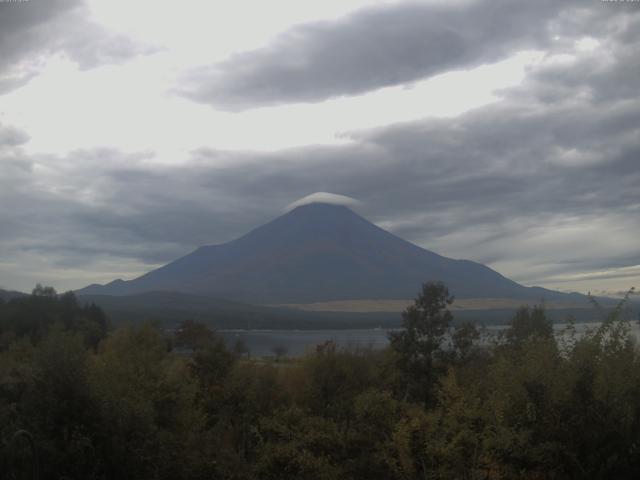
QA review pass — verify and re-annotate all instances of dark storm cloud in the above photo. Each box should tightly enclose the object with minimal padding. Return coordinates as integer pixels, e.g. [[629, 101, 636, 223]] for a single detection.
[[180, 0, 589, 110], [0, 0, 150, 94]]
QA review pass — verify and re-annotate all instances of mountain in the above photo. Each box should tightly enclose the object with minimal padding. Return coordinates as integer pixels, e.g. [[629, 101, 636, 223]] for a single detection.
[[77, 202, 579, 304], [0, 288, 28, 302]]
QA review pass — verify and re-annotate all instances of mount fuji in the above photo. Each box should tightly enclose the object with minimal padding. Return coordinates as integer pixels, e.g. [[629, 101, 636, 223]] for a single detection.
[[77, 201, 576, 305]]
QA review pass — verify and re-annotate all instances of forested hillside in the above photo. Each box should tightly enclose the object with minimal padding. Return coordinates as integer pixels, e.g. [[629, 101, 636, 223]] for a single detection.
[[2, 284, 639, 479]]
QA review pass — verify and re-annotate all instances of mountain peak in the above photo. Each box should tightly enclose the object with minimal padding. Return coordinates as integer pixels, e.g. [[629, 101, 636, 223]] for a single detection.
[[245, 198, 378, 244]]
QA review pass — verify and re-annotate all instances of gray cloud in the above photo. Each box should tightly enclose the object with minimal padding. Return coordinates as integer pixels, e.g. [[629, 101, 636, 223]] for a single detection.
[[0, 0, 151, 95], [1, 1, 639, 293], [180, 0, 591, 110], [0, 123, 29, 146]]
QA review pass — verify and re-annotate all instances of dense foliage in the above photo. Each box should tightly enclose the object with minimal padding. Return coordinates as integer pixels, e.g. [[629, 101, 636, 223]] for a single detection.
[[1, 284, 639, 479]]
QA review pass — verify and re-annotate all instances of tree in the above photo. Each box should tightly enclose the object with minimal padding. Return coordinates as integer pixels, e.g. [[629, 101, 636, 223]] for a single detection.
[[505, 305, 553, 346], [32, 284, 57, 297], [389, 282, 453, 405], [233, 338, 250, 358], [90, 323, 209, 479], [0, 286, 109, 346], [174, 319, 216, 351], [451, 321, 481, 364], [272, 344, 288, 362], [26, 326, 99, 478]]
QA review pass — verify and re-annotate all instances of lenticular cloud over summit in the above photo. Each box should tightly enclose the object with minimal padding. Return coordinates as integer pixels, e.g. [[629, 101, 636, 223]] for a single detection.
[[285, 192, 362, 212]]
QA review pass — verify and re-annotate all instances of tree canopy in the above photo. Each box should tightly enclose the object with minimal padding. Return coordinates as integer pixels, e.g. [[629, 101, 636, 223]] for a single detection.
[[2, 284, 640, 479]]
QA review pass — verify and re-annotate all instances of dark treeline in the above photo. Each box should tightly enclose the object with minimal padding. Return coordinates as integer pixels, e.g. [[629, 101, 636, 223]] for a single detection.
[[1, 283, 640, 479]]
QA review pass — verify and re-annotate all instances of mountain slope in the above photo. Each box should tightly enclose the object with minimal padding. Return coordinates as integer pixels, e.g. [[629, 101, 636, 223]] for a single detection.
[[77, 203, 575, 303], [0, 288, 28, 301]]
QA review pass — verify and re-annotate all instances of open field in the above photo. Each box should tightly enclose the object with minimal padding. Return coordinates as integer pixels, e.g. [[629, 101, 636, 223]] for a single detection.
[[270, 297, 594, 313]]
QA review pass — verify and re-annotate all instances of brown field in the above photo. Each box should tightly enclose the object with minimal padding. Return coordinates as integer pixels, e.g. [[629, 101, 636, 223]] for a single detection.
[[269, 298, 591, 313]]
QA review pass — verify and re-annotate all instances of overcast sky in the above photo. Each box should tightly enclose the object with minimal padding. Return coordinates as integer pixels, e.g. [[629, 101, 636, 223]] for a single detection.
[[0, 0, 638, 296]]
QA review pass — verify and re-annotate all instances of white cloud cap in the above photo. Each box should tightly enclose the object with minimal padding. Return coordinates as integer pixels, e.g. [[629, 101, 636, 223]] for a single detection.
[[285, 192, 362, 211]]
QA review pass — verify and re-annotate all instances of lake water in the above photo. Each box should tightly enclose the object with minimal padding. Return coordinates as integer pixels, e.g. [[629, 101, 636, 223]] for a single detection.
[[220, 328, 391, 357], [220, 321, 640, 358]]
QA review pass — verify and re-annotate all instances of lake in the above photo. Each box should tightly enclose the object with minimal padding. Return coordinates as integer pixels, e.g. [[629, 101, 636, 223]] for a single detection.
[[220, 320, 640, 357]]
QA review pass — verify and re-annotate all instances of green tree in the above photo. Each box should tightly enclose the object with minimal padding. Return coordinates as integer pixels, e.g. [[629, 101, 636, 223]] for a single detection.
[[25, 326, 100, 479], [174, 319, 217, 351], [505, 304, 553, 346], [424, 368, 486, 478], [272, 344, 288, 362], [90, 323, 210, 479], [31, 284, 57, 298], [451, 321, 481, 364], [389, 282, 453, 405], [256, 406, 344, 480], [298, 341, 380, 420], [0, 286, 108, 347]]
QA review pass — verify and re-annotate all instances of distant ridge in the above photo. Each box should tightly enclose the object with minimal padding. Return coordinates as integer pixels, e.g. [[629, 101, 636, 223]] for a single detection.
[[0, 288, 28, 301], [77, 202, 583, 304]]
